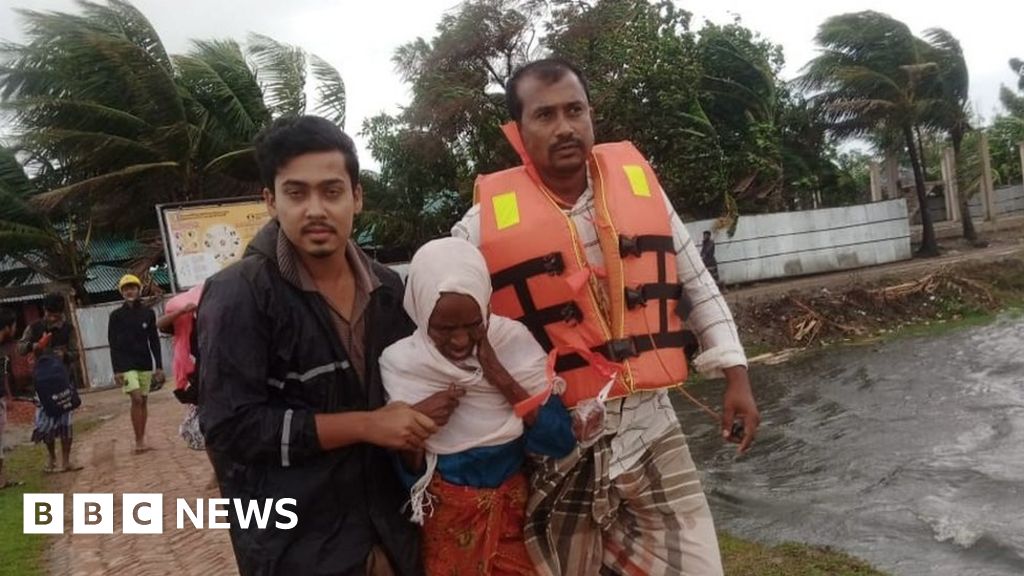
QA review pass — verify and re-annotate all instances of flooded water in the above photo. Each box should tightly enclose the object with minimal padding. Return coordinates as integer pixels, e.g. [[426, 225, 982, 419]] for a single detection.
[[677, 315, 1024, 576]]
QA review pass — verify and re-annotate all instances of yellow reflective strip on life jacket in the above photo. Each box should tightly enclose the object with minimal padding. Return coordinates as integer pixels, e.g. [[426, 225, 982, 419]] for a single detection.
[[593, 156, 635, 392], [493, 191, 520, 230], [623, 165, 651, 197]]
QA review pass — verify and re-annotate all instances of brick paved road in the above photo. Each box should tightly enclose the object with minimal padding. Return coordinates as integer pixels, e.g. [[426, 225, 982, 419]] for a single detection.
[[45, 391, 238, 576]]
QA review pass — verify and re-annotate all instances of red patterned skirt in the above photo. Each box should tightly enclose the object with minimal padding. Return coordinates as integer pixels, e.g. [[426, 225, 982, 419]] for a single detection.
[[422, 471, 536, 576]]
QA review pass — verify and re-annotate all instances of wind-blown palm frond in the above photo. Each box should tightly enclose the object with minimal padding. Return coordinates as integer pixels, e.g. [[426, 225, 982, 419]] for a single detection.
[[0, 147, 53, 254], [310, 54, 346, 128], [174, 39, 270, 146], [30, 161, 180, 210], [248, 33, 306, 117], [78, 0, 173, 72]]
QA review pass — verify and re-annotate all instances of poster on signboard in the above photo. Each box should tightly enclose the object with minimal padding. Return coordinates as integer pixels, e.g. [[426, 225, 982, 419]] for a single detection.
[[156, 197, 272, 291]]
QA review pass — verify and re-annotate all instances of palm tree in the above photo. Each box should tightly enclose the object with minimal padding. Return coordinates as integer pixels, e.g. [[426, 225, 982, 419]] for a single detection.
[[0, 0, 346, 239], [0, 148, 92, 301], [920, 28, 977, 243], [799, 11, 940, 256]]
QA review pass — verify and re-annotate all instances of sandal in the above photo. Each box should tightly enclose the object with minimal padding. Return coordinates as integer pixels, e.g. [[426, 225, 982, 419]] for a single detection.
[[43, 464, 60, 473], [62, 463, 84, 472], [0, 480, 25, 490]]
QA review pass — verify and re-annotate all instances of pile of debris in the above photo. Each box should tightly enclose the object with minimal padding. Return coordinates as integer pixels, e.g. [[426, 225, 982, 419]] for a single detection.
[[734, 258, 1023, 355]]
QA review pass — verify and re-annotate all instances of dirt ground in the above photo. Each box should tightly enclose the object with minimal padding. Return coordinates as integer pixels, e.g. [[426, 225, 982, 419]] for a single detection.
[[730, 254, 1024, 355]]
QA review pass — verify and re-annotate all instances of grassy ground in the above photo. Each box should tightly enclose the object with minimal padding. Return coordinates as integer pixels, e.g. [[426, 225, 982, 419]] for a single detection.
[[720, 533, 888, 575], [0, 412, 105, 576], [0, 443, 49, 576]]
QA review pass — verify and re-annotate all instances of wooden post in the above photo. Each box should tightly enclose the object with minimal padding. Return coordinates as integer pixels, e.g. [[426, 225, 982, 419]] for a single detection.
[[979, 133, 997, 221], [64, 292, 91, 390], [869, 162, 883, 202]]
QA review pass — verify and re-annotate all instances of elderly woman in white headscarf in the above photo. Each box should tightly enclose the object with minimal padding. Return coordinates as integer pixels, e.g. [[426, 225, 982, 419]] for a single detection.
[[382, 237, 576, 576]]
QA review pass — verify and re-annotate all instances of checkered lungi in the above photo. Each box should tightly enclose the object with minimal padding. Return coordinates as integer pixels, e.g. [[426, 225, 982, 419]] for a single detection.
[[524, 424, 723, 576]]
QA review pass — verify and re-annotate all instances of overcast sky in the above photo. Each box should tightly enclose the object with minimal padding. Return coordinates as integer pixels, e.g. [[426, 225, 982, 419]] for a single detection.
[[1, 0, 1021, 167]]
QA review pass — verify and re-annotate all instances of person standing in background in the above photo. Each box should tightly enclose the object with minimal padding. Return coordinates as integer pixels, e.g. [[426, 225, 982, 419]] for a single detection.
[[108, 274, 164, 454]]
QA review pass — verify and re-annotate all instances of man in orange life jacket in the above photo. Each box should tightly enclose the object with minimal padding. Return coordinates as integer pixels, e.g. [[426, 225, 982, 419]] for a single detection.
[[452, 58, 760, 575]]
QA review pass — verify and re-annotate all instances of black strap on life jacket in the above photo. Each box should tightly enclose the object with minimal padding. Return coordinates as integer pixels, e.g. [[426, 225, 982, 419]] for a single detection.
[[553, 330, 691, 373], [618, 234, 680, 336], [491, 235, 690, 374], [490, 252, 580, 351]]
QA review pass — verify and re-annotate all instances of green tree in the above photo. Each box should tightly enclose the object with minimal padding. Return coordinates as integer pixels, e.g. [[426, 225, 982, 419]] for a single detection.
[[358, 0, 534, 251], [365, 0, 861, 243], [987, 115, 1024, 185], [392, 0, 533, 176], [778, 94, 869, 209], [358, 114, 465, 255], [800, 11, 941, 256], [695, 20, 785, 212], [1000, 57, 1024, 117], [549, 0, 727, 217]]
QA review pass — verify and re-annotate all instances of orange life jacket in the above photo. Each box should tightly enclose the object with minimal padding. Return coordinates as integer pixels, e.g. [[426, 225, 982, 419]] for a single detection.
[[474, 125, 688, 407]]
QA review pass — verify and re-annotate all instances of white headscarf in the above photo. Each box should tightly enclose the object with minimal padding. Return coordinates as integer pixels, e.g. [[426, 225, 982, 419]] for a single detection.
[[382, 237, 550, 455], [381, 238, 553, 523]]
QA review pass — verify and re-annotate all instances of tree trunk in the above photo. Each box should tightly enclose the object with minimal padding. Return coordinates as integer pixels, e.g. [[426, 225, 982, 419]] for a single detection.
[[915, 125, 928, 178], [904, 125, 939, 256], [951, 134, 978, 243]]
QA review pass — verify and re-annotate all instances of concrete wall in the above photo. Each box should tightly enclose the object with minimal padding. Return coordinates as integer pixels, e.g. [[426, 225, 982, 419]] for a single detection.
[[688, 199, 912, 285], [920, 195, 949, 224], [965, 184, 1024, 219], [76, 300, 171, 389]]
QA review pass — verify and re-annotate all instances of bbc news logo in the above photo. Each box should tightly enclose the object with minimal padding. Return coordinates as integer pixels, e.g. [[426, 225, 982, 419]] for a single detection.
[[24, 494, 298, 534]]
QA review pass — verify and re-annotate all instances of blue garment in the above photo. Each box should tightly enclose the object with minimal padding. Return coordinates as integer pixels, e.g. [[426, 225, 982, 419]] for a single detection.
[[397, 395, 575, 489]]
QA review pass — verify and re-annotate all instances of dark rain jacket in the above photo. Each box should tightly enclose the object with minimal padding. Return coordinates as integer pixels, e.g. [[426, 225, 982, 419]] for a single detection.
[[197, 220, 420, 576]]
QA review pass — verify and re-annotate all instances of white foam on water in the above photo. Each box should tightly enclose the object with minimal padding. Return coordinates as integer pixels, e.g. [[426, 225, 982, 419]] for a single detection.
[[917, 495, 984, 549]]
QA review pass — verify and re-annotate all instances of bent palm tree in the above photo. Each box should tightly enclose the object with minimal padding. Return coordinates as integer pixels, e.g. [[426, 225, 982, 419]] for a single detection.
[[799, 11, 940, 256], [921, 27, 977, 242], [0, 0, 346, 237], [1, 1, 348, 295]]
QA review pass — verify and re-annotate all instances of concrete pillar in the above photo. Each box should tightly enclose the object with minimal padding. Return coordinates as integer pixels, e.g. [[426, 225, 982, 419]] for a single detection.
[[979, 133, 997, 221], [941, 147, 960, 222], [869, 161, 883, 202], [1019, 142, 1024, 188], [885, 153, 901, 199]]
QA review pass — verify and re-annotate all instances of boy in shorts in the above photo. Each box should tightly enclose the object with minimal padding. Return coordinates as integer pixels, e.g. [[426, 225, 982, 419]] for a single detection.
[[108, 275, 164, 453]]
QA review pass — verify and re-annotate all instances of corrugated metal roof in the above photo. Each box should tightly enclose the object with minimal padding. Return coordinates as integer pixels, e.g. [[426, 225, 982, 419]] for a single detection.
[[2, 237, 149, 273], [1, 237, 156, 294], [84, 265, 170, 294], [0, 293, 45, 304], [87, 237, 150, 264]]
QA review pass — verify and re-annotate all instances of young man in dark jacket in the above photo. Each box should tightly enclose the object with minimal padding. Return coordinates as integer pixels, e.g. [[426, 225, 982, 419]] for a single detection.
[[198, 116, 462, 576], [108, 274, 164, 453]]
